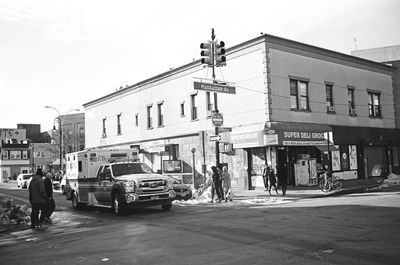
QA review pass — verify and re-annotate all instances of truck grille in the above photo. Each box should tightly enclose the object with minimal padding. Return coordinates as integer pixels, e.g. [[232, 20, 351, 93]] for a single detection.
[[138, 179, 167, 193]]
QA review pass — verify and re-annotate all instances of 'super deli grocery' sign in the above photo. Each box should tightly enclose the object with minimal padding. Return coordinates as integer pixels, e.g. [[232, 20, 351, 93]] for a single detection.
[[281, 131, 331, 146], [283, 131, 325, 140]]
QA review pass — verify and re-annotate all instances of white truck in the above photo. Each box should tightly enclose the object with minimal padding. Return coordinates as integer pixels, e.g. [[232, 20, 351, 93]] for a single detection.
[[65, 149, 176, 215]]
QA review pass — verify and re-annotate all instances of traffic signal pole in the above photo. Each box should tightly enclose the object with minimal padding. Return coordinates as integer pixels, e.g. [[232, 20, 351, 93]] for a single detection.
[[200, 28, 228, 167], [210, 29, 220, 167]]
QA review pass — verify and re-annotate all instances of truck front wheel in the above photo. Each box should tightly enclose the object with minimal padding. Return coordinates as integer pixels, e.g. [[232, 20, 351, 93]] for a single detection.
[[113, 193, 127, 216]]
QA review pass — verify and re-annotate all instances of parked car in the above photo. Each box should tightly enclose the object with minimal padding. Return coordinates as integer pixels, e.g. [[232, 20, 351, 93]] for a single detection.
[[16, 173, 33, 189], [60, 174, 67, 194], [167, 176, 192, 201]]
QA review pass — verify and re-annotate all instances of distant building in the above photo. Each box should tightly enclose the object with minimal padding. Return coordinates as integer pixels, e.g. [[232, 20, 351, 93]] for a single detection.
[[0, 115, 85, 182], [0, 128, 30, 181]]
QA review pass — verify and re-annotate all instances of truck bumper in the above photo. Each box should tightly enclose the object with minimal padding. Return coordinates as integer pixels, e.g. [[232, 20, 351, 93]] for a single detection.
[[125, 190, 176, 206]]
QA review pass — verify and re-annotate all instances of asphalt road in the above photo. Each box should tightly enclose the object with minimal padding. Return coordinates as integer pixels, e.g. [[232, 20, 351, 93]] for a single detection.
[[0, 183, 399, 265]]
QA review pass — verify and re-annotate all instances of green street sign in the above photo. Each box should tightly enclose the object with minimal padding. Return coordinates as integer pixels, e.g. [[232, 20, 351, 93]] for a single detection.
[[193, 81, 236, 94]]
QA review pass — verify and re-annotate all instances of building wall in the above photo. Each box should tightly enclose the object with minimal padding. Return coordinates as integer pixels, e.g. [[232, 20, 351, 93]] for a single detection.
[[85, 41, 268, 149], [269, 48, 395, 128]]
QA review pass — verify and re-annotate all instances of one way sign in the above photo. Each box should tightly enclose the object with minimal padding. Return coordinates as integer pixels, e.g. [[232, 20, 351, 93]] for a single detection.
[[210, 135, 221, 142]]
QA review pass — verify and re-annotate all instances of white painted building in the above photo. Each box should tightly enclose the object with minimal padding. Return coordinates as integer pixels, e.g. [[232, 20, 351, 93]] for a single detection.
[[84, 34, 400, 190]]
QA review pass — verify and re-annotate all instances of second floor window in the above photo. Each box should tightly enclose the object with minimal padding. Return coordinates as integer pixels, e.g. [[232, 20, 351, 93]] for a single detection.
[[368, 92, 381, 118], [157, 103, 164, 127], [348, 87, 355, 115], [180, 102, 185, 117], [290, 79, 309, 110], [325, 83, 334, 112], [102, 118, 107, 137], [191, 94, 197, 120], [206, 92, 213, 114], [117, 114, 122, 135], [147, 105, 153, 128], [135, 113, 139, 126]]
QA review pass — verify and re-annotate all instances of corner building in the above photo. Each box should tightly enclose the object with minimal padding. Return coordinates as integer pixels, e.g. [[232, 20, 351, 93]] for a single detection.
[[84, 34, 400, 190]]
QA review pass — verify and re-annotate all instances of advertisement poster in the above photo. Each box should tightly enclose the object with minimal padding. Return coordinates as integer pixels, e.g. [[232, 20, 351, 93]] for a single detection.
[[331, 151, 341, 171], [349, 145, 358, 170], [340, 145, 350, 171]]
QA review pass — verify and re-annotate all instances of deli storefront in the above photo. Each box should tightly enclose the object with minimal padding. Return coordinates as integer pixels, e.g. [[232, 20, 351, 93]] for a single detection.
[[264, 122, 346, 187]]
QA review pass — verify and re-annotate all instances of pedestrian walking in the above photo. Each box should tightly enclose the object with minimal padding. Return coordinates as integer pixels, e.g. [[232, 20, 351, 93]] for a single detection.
[[211, 166, 224, 203], [28, 168, 47, 230], [43, 171, 56, 223], [268, 168, 279, 195], [262, 166, 270, 191], [278, 169, 288, 196], [221, 166, 233, 202]]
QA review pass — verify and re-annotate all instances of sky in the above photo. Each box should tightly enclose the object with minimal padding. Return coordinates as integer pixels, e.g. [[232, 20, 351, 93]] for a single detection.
[[1, 0, 399, 131]]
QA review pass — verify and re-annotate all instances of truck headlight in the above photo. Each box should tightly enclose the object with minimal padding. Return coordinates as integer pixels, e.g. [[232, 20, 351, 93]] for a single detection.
[[123, 181, 136, 193]]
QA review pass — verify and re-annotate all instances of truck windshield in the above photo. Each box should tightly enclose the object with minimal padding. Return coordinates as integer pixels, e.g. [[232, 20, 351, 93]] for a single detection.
[[112, 163, 153, 177]]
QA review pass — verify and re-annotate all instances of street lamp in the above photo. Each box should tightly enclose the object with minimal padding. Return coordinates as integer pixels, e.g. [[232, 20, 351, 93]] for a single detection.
[[45, 106, 80, 173]]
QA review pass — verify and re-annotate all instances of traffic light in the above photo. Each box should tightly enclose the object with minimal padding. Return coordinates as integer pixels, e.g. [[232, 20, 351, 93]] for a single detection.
[[200, 42, 213, 66], [215, 41, 226, 67]]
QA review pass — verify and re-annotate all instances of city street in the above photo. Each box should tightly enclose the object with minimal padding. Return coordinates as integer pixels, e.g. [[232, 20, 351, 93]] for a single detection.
[[0, 183, 399, 265]]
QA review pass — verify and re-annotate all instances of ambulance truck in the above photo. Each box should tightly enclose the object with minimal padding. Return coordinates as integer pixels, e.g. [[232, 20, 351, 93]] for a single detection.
[[65, 149, 176, 215]]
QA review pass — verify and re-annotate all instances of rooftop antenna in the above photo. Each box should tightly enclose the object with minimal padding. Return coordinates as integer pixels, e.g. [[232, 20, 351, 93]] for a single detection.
[[353, 37, 358, 50]]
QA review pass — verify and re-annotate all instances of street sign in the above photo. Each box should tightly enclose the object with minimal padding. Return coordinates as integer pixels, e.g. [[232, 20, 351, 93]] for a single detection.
[[210, 135, 221, 142], [193, 81, 236, 94], [212, 112, 224, 127], [218, 127, 232, 132]]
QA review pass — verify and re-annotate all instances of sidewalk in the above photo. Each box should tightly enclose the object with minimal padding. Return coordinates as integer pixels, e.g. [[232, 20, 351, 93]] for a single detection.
[[231, 176, 397, 200]]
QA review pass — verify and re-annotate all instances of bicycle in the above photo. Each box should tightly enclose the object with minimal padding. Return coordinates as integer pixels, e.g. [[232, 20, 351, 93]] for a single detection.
[[319, 173, 342, 192]]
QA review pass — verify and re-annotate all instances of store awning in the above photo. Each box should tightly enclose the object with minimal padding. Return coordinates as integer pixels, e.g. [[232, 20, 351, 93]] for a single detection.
[[231, 123, 266, 149], [264, 122, 334, 146]]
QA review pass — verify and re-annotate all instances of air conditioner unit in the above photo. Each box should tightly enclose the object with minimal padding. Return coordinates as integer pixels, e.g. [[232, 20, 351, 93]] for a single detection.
[[350, 109, 357, 116], [327, 105, 335, 112]]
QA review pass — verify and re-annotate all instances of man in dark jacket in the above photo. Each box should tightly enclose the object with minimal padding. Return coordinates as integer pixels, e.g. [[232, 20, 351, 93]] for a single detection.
[[29, 168, 47, 230], [43, 171, 55, 223]]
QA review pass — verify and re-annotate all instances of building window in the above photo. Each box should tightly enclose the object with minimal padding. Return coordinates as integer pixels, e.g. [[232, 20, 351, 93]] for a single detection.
[[368, 92, 381, 118], [206, 92, 213, 115], [22, 150, 28, 159], [117, 114, 122, 135], [191, 94, 198, 120], [325, 83, 335, 112], [102, 118, 107, 137], [290, 79, 309, 110], [2, 150, 8, 159], [147, 105, 153, 128], [157, 103, 164, 127], [180, 102, 185, 117], [348, 87, 356, 115], [135, 113, 139, 126]]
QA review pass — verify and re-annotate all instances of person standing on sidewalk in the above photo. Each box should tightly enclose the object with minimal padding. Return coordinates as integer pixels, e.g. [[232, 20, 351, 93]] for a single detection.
[[29, 168, 47, 230], [211, 166, 224, 203], [262, 166, 270, 192], [268, 168, 279, 195], [278, 169, 288, 196], [221, 166, 232, 202], [43, 171, 55, 223]]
